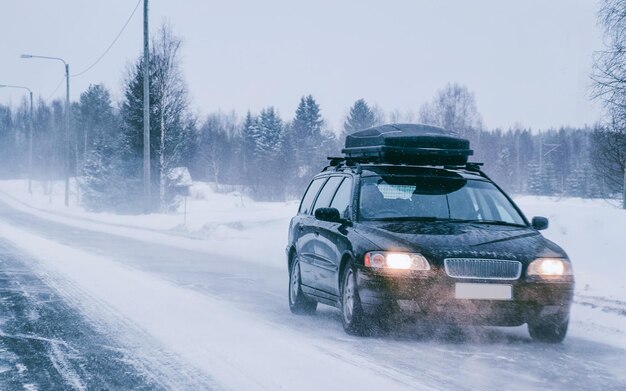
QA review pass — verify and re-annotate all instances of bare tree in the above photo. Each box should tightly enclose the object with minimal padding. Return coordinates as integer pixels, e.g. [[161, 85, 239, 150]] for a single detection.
[[197, 112, 238, 191], [419, 83, 482, 136], [152, 23, 194, 210], [591, 0, 626, 208], [590, 123, 626, 199], [387, 108, 415, 124]]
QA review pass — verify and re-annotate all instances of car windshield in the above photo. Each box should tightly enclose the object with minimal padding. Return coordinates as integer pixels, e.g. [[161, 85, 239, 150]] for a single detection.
[[358, 175, 526, 225]]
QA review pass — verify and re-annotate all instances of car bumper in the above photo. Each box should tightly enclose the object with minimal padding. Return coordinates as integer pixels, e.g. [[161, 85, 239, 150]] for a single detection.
[[356, 267, 574, 326]]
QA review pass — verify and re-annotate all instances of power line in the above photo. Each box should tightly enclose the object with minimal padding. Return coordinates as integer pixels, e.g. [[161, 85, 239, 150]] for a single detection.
[[45, 76, 65, 102], [71, 0, 142, 78]]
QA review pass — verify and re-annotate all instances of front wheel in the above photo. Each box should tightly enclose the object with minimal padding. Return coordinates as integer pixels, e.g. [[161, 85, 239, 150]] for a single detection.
[[341, 263, 369, 335], [288, 256, 317, 315], [528, 313, 569, 343]]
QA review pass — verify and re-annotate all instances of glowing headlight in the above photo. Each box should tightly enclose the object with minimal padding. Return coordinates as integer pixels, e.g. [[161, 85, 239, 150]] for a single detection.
[[527, 258, 573, 276], [364, 251, 430, 270]]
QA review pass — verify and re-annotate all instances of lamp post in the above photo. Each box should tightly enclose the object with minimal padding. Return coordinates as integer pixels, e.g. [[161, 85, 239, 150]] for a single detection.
[[0, 84, 33, 194], [21, 54, 70, 206]]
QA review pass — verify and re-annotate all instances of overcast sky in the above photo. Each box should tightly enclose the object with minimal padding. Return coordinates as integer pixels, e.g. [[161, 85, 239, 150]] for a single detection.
[[1, 0, 604, 130]]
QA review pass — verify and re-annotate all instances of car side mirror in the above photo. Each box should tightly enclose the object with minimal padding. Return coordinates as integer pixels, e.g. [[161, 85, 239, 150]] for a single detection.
[[531, 216, 549, 231], [315, 207, 342, 223]]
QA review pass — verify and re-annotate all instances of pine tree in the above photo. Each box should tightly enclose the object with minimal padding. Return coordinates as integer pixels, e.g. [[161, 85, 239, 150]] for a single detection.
[[565, 167, 586, 197], [83, 131, 125, 211], [240, 111, 258, 185], [77, 84, 116, 172], [253, 107, 286, 200], [293, 95, 323, 142], [0, 106, 15, 178], [527, 162, 543, 195], [255, 107, 283, 159], [343, 99, 375, 136], [77, 84, 123, 210], [289, 95, 326, 187]]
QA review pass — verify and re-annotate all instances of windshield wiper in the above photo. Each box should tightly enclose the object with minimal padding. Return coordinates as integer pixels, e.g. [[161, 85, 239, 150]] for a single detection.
[[463, 220, 527, 228], [366, 216, 439, 222], [368, 216, 467, 222], [365, 216, 528, 227]]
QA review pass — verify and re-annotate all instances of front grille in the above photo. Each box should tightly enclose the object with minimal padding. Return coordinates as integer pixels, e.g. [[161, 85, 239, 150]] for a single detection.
[[444, 258, 522, 280]]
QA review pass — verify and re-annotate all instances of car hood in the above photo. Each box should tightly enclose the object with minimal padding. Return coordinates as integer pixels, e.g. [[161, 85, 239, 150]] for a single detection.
[[355, 220, 566, 262]]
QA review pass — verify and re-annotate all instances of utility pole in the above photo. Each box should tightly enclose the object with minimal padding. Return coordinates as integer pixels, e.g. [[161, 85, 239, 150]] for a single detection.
[[21, 54, 71, 206], [515, 131, 520, 192], [65, 63, 70, 207], [29, 89, 33, 194], [538, 134, 560, 174], [0, 85, 33, 194], [143, 0, 151, 213]]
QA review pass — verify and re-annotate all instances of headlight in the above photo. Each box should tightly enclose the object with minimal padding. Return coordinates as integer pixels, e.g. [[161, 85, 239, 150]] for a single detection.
[[364, 251, 430, 270], [527, 258, 573, 276]]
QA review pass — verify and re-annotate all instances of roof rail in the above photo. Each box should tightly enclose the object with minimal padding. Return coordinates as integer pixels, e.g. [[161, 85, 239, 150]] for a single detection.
[[326, 156, 485, 174]]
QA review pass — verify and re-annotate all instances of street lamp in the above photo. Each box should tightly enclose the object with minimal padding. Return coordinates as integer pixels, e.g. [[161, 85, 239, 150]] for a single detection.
[[21, 54, 70, 206], [0, 84, 33, 194]]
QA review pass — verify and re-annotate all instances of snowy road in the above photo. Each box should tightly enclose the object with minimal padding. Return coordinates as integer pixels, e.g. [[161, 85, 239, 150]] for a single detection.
[[0, 198, 625, 390], [0, 239, 167, 390]]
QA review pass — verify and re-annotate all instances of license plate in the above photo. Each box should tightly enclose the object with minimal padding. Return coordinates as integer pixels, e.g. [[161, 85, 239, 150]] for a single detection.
[[455, 283, 512, 300]]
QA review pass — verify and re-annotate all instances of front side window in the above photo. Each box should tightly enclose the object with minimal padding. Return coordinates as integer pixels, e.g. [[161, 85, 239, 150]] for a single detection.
[[312, 176, 344, 211], [330, 178, 353, 219], [298, 178, 326, 214], [358, 175, 526, 225]]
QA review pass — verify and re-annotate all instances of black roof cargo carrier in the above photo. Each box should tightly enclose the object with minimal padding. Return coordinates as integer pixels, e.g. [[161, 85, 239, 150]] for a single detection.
[[342, 123, 473, 165]]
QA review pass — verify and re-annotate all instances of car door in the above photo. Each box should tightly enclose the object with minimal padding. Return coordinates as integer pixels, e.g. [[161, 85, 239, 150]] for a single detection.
[[315, 176, 355, 295], [294, 177, 327, 289], [306, 176, 347, 294]]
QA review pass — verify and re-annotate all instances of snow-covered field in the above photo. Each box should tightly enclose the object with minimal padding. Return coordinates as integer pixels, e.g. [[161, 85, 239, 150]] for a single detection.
[[0, 179, 625, 389]]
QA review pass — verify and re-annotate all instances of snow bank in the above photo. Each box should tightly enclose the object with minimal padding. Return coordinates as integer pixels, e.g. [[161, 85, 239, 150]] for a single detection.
[[515, 196, 626, 347], [515, 196, 626, 301], [0, 180, 297, 269]]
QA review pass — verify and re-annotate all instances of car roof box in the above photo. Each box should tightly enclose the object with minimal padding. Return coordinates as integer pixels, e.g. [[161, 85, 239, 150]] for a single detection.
[[342, 123, 473, 165]]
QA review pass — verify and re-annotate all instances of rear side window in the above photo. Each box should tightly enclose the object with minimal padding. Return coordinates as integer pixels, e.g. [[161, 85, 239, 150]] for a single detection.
[[312, 177, 344, 211], [299, 178, 326, 214], [330, 178, 353, 218]]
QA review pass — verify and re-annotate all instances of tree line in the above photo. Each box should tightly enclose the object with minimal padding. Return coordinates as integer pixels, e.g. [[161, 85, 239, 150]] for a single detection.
[[0, 24, 623, 213], [591, 0, 626, 208]]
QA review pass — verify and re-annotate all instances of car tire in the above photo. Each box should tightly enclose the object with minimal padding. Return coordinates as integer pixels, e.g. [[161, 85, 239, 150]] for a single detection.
[[341, 262, 369, 335], [527, 313, 569, 343], [288, 256, 317, 315]]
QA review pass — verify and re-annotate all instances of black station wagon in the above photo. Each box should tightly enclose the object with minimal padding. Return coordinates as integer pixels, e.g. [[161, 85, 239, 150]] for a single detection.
[[286, 124, 574, 342]]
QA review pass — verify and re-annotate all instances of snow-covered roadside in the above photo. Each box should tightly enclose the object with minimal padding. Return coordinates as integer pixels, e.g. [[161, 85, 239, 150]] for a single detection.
[[514, 196, 626, 348], [515, 196, 626, 302], [0, 219, 419, 391], [0, 180, 296, 269]]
